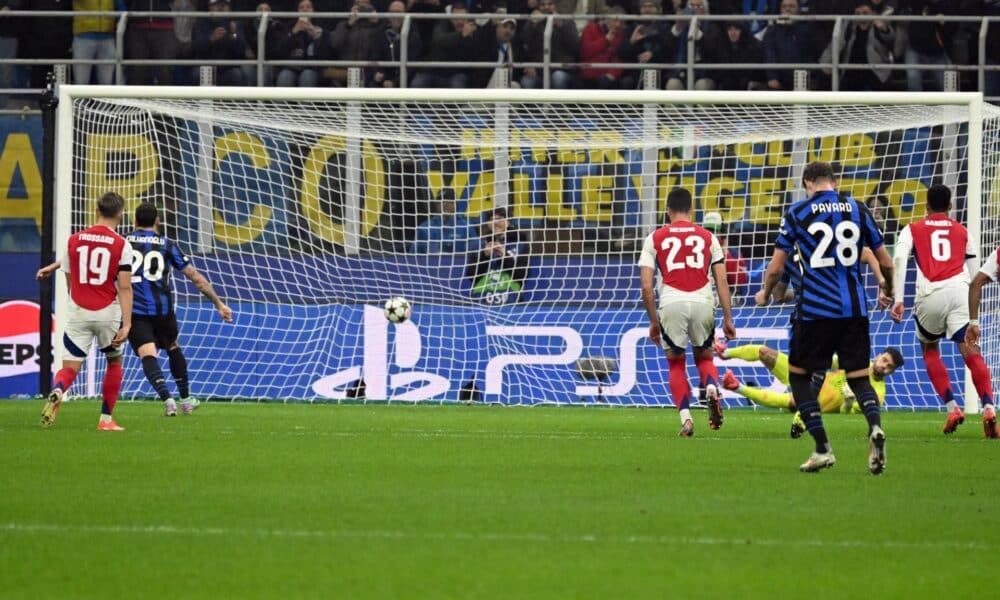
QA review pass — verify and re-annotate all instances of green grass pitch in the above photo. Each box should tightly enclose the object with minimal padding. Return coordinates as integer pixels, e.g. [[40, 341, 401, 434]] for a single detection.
[[1, 400, 998, 598]]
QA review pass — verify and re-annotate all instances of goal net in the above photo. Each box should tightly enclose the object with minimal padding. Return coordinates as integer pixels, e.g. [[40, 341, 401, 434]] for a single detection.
[[55, 87, 1000, 409]]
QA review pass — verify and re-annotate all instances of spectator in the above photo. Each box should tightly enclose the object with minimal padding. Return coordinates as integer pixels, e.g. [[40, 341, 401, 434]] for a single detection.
[[713, 0, 780, 38], [372, 0, 420, 87], [249, 2, 289, 86], [618, 0, 669, 90], [663, 0, 720, 90], [761, 0, 814, 90], [988, 0, 1000, 98], [709, 21, 765, 90], [819, 1, 894, 91], [172, 0, 197, 85], [481, 16, 518, 88], [410, 189, 473, 254], [0, 0, 22, 106], [466, 207, 530, 304], [578, 6, 626, 89], [410, 4, 478, 88], [702, 211, 749, 297], [807, 0, 855, 60], [323, 0, 384, 86], [273, 0, 324, 87], [72, 0, 122, 85], [406, 0, 445, 59], [22, 0, 73, 90], [126, 0, 179, 85], [193, 0, 253, 85], [519, 0, 578, 89], [900, 0, 959, 92]]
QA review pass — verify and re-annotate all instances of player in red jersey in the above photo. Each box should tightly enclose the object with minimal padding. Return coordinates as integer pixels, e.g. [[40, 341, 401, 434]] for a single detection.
[[638, 188, 737, 436], [40, 192, 134, 431], [966, 244, 1000, 437], [891, 184, 995, 436]]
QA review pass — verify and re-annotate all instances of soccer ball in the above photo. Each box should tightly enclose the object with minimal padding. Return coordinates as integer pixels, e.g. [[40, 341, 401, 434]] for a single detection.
[[384, 296, 411, 324]]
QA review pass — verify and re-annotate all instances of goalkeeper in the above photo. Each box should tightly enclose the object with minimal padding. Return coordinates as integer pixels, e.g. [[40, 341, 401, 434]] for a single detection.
[[715, 340, 904, 438]]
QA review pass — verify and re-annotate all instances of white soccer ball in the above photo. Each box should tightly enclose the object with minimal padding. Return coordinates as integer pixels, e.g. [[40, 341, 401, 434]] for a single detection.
[[384, 296, 411, 324]]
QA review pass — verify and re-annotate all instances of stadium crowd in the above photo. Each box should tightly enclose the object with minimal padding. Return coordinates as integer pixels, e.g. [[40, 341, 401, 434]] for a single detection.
[[1, 0, 998, 96]]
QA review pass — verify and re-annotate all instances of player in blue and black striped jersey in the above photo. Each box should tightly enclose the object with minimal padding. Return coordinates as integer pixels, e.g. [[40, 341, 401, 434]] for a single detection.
[[127, 202, 233, 416], [756, 161, 894, 475]]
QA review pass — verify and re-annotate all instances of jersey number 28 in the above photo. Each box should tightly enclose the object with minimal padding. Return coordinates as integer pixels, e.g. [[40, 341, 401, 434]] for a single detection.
[[807, 221, 860, 268]]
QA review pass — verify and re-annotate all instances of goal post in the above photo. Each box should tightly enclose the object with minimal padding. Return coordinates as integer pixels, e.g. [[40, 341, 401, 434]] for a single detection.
[[53, 86, 1000, 409]]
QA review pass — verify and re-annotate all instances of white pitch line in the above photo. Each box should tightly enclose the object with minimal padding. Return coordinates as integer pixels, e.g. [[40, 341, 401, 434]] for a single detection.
[[1, 522, 994, 551]]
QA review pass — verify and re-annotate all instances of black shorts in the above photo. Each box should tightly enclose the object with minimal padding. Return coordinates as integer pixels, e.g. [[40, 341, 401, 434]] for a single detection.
[[788, 317, 871, 374], [129, 314, 179, 353]]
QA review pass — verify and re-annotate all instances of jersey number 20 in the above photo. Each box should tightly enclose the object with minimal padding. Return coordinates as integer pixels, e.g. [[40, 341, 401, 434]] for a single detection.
[[131, 250, 165, 283]]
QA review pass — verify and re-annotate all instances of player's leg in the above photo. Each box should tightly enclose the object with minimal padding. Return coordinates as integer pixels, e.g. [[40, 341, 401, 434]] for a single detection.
[[660, 303, 694, 436], [162, 315, 194, 409], [788, 319, 836, 472], [94, 318, 126, 431], [98, 354, 125, 431], [667, 348, 694, 437], [956, 336, 998, 438], [42, 320, 92, 427], [167, 343, 199, 413], [129, 316, 176, 416], [690, 302, 723, 430], [722, 370, 795, 410], [914, 295, 964, 432], [838, 317, 884, 475], [946, 299, 998, 438], [817, 371, 847, 414]]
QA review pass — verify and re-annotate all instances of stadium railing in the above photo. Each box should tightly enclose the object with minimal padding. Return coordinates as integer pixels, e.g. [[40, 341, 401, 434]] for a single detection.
[[0, 10, 997, 114]]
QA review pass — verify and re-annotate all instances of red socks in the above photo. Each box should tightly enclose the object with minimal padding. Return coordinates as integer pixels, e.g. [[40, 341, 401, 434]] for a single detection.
[[923, 348, 955, 404], [53, 368, 77, 394], [668, 355, 691, 410], [695, 355, 719, 389], [101, 363, 123, 416], [964, 353, 994, 405]]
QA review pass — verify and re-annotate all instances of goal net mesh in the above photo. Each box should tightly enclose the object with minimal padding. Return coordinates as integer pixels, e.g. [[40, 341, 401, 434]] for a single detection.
[[62, 93, 1000, 408]]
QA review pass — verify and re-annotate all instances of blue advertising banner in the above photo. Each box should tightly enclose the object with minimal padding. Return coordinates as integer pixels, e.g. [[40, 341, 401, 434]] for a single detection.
[[108, 301, 955, 409]]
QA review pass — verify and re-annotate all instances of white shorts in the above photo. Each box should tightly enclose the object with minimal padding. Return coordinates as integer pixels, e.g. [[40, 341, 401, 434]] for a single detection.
[[657, 300, 715, 352], [913, 284, 969, 344], [63, 303, 124, 359]]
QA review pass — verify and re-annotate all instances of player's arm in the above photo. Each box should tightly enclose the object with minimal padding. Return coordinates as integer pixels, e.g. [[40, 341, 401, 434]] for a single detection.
[[756, 247, 788, 306], [967, 269, 993, 346], [114, 268, 133, 347], [36, 259, 61, 280], [890, 225, 912, 321], [640, 266, 661, 346], [181, 264, 234, 323], [711, 261, 737, 339], [861, 247, 884, 289], [873, 244, 894, 309]]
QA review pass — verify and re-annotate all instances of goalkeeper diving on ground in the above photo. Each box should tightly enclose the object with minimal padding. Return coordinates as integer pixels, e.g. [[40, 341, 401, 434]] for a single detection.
[[714, 340, 903, 438]]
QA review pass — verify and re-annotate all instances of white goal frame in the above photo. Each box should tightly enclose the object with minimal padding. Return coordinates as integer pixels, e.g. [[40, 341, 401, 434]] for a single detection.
[[54, 86, 990, 409]]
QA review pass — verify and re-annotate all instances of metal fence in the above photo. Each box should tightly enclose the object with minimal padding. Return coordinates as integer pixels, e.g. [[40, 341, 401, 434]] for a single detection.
[[1, 10, 997, 112]]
